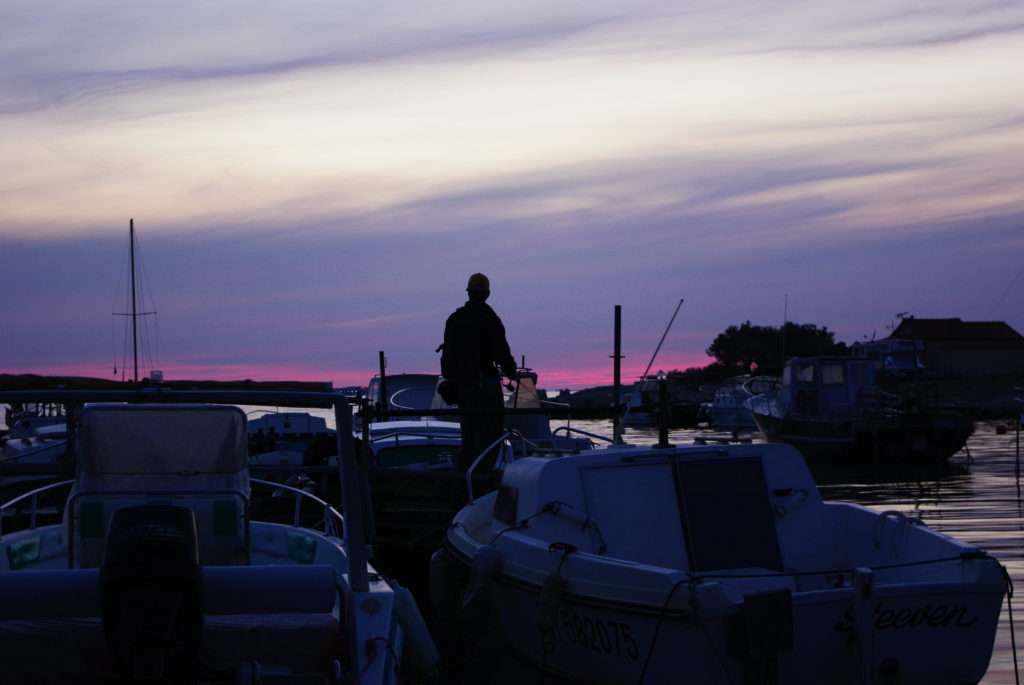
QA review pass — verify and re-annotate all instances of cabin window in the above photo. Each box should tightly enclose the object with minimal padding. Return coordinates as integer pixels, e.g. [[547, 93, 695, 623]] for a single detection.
[[796, 364, 815, 383], [581, 463, 687, 569], [821, 364, 845, 385], [674, 458, 782, 572]]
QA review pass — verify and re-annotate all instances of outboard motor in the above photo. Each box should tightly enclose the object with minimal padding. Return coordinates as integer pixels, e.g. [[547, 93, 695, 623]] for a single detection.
[[100, 505, 203, 683]]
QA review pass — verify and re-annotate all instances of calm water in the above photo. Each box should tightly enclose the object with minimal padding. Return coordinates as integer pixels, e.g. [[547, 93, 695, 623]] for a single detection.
[[573, 418, 1024, 683]]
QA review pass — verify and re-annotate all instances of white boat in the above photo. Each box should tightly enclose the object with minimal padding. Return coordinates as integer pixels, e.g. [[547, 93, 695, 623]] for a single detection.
[[3, 401, 67, 438], [435, 442, 1005, 684], [0, 396, 437, 683], [702, 375, 779, 432], [0, 415, 68, 494], [363, 369, 592, 603], [362, 370, 589, 469], [362, 372, 466, 470], [622, 377, 702, 429], [248, 410, 335, 469]]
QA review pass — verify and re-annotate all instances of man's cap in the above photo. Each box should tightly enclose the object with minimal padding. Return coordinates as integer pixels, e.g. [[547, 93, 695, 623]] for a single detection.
[[466, 273, 490, 293]]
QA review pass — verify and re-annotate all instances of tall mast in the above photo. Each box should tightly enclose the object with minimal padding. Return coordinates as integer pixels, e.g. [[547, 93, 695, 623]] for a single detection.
[[130, 218, 139, 383], [130, 219, 138, 382], [113, 219, 156, 384]]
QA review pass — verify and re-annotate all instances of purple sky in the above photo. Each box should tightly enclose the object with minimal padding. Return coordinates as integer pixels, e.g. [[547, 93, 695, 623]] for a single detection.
[[2, 2, 1023, 388]]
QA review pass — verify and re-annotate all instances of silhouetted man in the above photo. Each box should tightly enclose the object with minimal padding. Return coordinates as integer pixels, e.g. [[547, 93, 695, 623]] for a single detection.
[[441, 273, 517, 471]]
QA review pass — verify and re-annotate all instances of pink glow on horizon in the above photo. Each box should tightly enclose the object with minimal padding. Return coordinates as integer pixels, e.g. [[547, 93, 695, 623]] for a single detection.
[[533, 354, 715, 389], [7, 353, 715, 391]]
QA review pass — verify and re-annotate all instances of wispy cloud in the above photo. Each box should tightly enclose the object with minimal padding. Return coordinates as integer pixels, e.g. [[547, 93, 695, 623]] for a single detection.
[[2, 1, 1023, 385]]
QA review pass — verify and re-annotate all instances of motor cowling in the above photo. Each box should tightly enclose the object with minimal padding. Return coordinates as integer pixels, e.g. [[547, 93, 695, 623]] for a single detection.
[[100, 504, 203, 683]]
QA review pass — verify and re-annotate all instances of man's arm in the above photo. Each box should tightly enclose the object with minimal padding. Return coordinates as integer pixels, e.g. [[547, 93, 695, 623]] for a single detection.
[[488, 312, 517, 377], [440, 316, 456, 379]]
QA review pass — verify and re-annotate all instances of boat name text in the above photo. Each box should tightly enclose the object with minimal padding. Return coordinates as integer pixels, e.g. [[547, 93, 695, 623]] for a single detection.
[[835, 603, 978, 632]]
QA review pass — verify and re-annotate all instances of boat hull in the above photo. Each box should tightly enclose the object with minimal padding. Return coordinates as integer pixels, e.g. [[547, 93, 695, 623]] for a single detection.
[[444, 545, 1003, 685], [751, 411, 973, 464]]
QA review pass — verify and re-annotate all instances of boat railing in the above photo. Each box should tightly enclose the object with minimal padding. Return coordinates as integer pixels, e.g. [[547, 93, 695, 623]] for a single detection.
[[370, 430, 460, 444], [466, 428, 538, 502], [0, 479, 74, 538], [551, 425, 615, 444], [251, 477, 345, 538], [0, 388, 371, 592], [0, 478, 345, 548]]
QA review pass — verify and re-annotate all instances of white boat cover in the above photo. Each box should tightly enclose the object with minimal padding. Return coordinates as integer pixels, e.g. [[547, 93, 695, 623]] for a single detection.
[[77, 404, 247, 475], [71, 405, 250, 567]]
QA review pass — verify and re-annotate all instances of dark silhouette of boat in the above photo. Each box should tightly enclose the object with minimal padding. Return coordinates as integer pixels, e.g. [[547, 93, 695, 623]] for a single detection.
[[749, 356, 973, 463]]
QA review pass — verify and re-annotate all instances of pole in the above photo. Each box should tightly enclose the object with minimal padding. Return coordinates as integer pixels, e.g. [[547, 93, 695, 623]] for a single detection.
[[612, 305, 623, 444], [378, 351, 387, 421], [780, 293, 789, 368], [334, 397, 368, 592], [656, 376, 672, 449], [1017, 412, 1021, 497], [129, 219, 138, 384]]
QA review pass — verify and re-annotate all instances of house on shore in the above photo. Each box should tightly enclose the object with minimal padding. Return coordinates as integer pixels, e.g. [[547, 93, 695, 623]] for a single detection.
[[888, 317, 1024, 378]]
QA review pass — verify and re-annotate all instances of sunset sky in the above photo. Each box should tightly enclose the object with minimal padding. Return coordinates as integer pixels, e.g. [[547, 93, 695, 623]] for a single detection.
[[2, 1, 1023, 388]]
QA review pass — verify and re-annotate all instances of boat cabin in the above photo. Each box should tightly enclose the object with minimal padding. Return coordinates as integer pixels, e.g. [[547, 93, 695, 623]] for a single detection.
[[779, 356, 878, 418], [247, 412, 328, 439], [492, 443, 826, 577]]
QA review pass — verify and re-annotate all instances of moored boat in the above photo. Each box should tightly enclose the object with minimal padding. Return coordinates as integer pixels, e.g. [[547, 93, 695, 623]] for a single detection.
[[702, 375, 779, 433], [749, 357, 973, 463], [363, 369, 590, 605], [0, 393, 437, 683], [435, 442, 1006, 684]]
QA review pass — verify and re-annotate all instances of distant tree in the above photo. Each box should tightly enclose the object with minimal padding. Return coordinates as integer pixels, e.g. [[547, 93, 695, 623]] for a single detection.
[[706, 321, 847, 373], [665, 363, 736, 385]]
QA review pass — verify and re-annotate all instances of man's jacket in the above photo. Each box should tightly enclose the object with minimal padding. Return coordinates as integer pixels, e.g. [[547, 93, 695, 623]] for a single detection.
[[442, 301, 516, 385]]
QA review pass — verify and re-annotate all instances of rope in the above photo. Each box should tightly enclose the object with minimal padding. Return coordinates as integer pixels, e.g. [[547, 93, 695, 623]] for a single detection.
[[1003, 565, 1021, 685], [542, 500, 608, 554], [635, 576, 735, 685], [687, 551, 992, 582], [489, 508, 546, 545], [635, 578, 687, 685]]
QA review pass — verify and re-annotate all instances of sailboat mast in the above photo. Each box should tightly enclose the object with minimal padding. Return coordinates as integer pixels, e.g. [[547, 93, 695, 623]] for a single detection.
[[130, 218, 139, 384]]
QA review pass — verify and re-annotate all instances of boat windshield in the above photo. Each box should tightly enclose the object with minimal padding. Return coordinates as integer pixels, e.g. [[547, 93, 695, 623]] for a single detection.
[[368, 374, 441, 411]]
